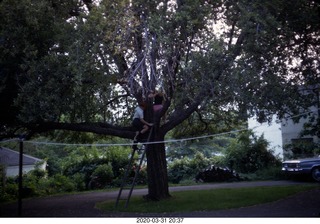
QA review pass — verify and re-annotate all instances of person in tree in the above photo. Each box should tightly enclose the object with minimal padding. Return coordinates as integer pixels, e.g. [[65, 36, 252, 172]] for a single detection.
[[148, 90, 167, 123], [148, 90, 164, 114], [132, 101, 153, 142]]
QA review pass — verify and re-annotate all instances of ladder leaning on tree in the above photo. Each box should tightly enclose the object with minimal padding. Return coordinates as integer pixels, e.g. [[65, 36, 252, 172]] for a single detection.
[[115, 126, 154, 208]]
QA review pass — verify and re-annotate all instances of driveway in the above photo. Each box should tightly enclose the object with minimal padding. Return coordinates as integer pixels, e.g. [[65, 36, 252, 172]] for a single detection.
[[1, 180, 319, 217]]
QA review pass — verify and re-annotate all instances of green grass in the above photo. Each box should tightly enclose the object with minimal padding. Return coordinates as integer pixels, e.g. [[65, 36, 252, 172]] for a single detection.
[[96, 185, 319, 213]]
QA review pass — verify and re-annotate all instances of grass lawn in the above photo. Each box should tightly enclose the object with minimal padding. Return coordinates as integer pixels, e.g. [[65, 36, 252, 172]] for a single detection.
[[96, 185, 319, 213]]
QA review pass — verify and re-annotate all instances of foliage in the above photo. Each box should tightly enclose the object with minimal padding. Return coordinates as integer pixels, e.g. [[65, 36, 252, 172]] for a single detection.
[[0, 0, 76, 133], [90, 163, 114, 189], [0, 130, 285, 201], [302, 116, 320, 139], [283, 139, 320, 159], [166, 135, 234, 161], [0, 177, 18, 202], [242, 166, 285, 181], [168, 130, 282, 183], [1, 0, 319, 138], [71, 173, 86, 191], [59, 145, 131, 188], [168, 152, 212, 183], [224, 131, 282, 173]]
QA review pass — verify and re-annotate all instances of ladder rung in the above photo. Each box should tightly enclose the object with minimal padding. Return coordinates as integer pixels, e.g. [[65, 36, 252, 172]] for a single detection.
[[115, 127, 153, 208]]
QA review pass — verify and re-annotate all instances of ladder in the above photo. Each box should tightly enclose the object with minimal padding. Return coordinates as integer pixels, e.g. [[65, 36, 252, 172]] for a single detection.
[[115, 127, 153, 208]]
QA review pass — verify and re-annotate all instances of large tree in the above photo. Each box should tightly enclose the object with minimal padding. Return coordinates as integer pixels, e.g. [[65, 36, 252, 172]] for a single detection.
[[1, 0, 319, 200]]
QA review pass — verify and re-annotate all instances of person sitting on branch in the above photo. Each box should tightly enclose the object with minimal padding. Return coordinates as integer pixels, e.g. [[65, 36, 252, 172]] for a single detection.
[[132, 101, 153, 142]]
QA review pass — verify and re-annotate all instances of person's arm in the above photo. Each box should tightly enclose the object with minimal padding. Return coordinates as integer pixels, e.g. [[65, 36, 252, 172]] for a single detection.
[[148, 90, 158, 98], [138, 107, 153, 126], [140, 118, 153, 126]]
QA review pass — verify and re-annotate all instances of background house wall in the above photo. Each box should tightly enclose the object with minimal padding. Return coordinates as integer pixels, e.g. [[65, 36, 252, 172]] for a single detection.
[[281, 107, 319, 147], [281, 107, 319, 159], [0, 147, 46, 177]]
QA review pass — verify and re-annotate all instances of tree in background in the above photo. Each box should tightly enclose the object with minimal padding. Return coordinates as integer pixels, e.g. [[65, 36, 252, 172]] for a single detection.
[[1, 0, 319, 200], [225, 131, 281, 174]]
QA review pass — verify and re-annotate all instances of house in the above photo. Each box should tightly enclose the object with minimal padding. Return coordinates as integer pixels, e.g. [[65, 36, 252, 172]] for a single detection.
[[249, 85, 319, 160], [248, 111, 319, 160], [248, 110, 319, 160], [281, 85, 319, 159], [0, 147, 46, 177], [281, 107, 319, 159]]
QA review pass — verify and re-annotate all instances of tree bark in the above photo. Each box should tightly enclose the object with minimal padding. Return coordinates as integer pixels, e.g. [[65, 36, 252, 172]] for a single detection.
[[145, 128, 170, 200]]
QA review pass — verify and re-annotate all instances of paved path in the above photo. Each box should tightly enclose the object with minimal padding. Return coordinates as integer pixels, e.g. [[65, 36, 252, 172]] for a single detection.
[[1, 180, 319, 217]]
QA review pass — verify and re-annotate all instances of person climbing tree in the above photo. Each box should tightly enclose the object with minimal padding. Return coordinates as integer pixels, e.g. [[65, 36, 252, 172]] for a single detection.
[[148, 90, 164, 114], [132, 101, 153, 142], [148, 90, 166, 124]]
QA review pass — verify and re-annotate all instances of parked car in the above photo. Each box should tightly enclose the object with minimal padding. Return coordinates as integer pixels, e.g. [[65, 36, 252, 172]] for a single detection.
[[195, 165, 242, 183], [282, 156, 320, 182]]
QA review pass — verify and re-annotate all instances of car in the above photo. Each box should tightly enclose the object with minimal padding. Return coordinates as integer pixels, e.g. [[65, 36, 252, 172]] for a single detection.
[[282, 156, 320, 182]]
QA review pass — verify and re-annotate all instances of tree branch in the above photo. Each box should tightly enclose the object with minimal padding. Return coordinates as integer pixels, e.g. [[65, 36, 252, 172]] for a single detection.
[[25, 122, 136, 140]]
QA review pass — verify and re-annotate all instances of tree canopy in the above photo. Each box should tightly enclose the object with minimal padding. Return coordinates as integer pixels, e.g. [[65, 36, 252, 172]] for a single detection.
[[1, 0, 319, 138], [1, 0, 319, 200]]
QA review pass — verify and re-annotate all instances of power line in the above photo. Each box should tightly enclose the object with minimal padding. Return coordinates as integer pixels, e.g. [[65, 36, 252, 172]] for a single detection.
[[0, 108, 318, 147], [0, 128, 249, 147], [24, 128, 249, 147]]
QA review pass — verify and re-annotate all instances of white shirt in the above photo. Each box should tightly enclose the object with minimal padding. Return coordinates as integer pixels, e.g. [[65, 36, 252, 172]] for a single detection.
[[133, 106, 144, 120]]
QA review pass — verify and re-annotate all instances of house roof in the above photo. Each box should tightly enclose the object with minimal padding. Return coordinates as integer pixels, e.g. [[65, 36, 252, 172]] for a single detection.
[[0, 147, 43, 166]]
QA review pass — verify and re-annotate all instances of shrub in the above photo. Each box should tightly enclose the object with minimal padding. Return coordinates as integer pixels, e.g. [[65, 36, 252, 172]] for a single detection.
[[89, 163, 114, 189], [168, 152, 211, 184], [47, 174, 76, 193], [21, 173, 40, 197], [168, 157, 193, 184], [0, 178, 18, 202], [71, 173, 86, 191], [189, 152, 211, 171], [251, 165, 286, 181], [224, 131, 281, 174]]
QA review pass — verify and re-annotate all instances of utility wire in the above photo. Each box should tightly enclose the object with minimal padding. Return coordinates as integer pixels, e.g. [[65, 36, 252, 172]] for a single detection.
[[0, 108, 319, 147]]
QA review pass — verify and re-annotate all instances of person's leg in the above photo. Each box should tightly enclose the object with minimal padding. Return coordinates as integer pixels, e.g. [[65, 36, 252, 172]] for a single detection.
[[133, 131, 140, 141], [140, 125, 149, 134], [132, 118, 143, 141]]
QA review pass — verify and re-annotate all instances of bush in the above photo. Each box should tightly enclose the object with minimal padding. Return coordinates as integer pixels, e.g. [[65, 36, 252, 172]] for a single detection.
[[89, 163, 114, 189], [168, 157, 193, 184], [45, 174, 76, 193], [168, 152, 211, 184], [0, 179, 18, 202], [253, 166, 285, 180], [283, 141, 320, 159], [167, 132, 283, 183], [21, 173, 40, 197], [71, 173, 86, 191], [238, 166, 285, 181], [61, 145, 131, 190], [224, 131, 281, 174]]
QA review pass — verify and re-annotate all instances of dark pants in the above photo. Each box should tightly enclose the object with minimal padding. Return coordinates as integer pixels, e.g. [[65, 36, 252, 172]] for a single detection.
[[132, 118, 143, 132]]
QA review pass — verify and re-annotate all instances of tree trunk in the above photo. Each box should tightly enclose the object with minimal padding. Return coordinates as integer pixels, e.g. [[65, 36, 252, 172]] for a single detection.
[[145, 127, 170, 200]]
